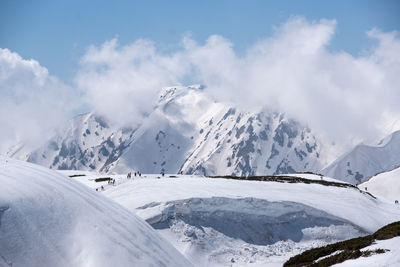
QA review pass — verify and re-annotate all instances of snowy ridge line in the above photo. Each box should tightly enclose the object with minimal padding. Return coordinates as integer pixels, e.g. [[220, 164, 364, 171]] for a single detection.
[[365, 162, 400, 181], [322, 130, 400, 184], [206, 175, 379, 200], [207, 175, 357, 189]]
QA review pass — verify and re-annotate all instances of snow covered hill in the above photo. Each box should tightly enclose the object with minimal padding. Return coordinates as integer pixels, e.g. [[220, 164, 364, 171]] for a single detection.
[[359, 166, 400, 203], [284, 221, 400, 267], [67, 171, 400, 266], [334, 236, 400, 267], [322, 130, 400, 184], [8, 85, 328, 177], [0, 157, 192, 267]]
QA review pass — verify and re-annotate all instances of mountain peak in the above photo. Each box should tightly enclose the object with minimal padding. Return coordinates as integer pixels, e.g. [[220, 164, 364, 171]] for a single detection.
[[159, 84, 205, 103]]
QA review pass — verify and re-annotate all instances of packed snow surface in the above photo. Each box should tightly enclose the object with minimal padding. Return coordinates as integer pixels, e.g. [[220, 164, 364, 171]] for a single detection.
[[0, 157, 192, 267], [359, 167, 400, 203], [70, 172, 400, 266]]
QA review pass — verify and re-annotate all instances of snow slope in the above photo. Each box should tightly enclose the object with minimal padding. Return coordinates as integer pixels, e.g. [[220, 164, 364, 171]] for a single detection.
[[359, 167, 400, 203], [333, 236, 400, 267], [0, 157, 192, 267], [93, 174, 400, 266], [8, 85, 328, 177], [322, 130, 400, 184]]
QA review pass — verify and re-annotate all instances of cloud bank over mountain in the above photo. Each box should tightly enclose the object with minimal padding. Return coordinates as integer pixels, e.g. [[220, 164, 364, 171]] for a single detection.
[[1, 17, 400, 151], [0, 48, 78, 151], [75, 17, 400, 148]]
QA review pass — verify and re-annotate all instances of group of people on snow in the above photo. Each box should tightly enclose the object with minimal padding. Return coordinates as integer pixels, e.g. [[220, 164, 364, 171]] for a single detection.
[[95, 178, 116, 192], [127, 171, 141, 179], [95, 185, 105, 192]]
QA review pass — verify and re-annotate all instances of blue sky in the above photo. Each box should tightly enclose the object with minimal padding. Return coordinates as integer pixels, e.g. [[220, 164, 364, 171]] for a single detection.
[[1, 0, 400, 151], [1, 0, 399, 84]]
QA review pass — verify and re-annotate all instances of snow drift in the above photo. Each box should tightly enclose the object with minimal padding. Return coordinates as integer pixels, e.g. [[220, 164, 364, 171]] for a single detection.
[[101, 173, 400, 266], [0, 157, 192, 267]]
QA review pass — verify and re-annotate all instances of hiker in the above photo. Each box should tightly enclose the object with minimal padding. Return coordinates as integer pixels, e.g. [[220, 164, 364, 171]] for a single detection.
[[134, 172, 137, 177], [113, 179, 115, 185], [101, 185, 104, 191], [365, 187, 368, 191], [139, 172, 141, 177]]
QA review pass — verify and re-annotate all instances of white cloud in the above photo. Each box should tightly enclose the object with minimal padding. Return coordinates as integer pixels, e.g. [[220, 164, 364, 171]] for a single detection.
[[0, 48, 78, 152], [76, 38, 189, 128], [3, 17, 399, 154], [77, 17, 400, 150]]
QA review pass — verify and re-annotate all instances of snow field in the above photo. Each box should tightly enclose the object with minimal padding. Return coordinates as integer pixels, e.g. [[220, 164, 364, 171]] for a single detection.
[[0, 157, 192, 267], [89, 173, 400, 266], [104, 176, 400, 233], [359, 167, 400, 203], [59, 169, 400, 266]]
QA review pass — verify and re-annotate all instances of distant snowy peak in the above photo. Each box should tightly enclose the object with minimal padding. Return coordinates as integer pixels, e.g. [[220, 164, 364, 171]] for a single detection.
[[8, 112, 134, 172], [180, 108, 322, 176], [112, 85, 325, 176], [322, 130, 400, 184], [158, 84, 204, 102], [9, 85, 327, 176]]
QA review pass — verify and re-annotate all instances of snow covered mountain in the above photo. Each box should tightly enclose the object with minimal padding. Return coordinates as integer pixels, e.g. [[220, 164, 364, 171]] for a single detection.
[[0, 157, 192, 267], [8, 85, 327, 176], [322, 130, 400, 184]]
